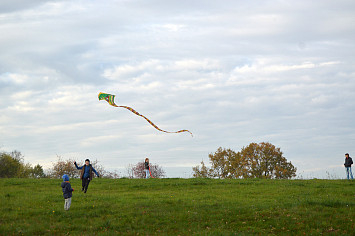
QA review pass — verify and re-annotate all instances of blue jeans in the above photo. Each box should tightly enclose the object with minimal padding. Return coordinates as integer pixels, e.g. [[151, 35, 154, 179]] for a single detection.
[[145, 169, 150, 179], [345, 167, 353, 180]]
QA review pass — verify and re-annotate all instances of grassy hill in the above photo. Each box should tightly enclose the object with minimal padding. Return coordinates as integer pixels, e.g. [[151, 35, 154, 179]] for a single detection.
[[0, 178, 354, 235]]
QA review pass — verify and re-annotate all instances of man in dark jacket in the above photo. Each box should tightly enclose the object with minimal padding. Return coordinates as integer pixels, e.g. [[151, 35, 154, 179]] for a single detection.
[[74, 159, 99, 193], [344, 153, 353, 180], [61, 174, 74, 210]]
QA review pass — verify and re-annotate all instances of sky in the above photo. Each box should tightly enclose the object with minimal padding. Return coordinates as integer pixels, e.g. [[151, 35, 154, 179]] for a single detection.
[[0, 0, 354, 178]]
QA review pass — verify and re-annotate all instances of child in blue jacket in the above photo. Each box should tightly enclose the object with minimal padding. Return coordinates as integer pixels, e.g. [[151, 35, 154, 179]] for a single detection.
[[61, 174, 74, 210], [74, 159, 99, 193]]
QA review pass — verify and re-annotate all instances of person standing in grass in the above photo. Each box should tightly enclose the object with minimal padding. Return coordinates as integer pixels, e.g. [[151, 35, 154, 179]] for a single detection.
[[74, 159, 100, 193], [61, 174, 74, 211], [344, 153, 353, 180], [144, 158, 150, 179]]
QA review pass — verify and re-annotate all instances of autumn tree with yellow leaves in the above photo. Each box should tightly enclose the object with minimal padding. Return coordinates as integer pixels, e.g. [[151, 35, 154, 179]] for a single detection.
[[193, 142, 296, 179]]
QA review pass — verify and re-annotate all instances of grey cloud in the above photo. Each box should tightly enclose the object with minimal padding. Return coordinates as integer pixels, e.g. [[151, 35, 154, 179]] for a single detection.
[[0, 0, 48, 13]]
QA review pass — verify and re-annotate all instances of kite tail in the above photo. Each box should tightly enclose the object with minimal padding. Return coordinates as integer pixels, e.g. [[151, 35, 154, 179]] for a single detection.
[[98, 92, 193, 136], [118, 105, 193, 136], [149, 166, 155, 178]]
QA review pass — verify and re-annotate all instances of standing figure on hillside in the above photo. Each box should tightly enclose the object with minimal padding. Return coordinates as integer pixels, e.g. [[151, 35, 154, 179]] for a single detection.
[[61, 174, 74, 210], [74, 159, 100, 193], [344, 153, 353, 180], [144, 158, 150, 179]]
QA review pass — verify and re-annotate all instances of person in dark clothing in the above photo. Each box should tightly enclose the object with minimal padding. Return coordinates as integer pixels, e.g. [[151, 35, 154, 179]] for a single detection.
[[74, 159, 99, 193], [344, 153, 353, 180], [61, 174, 74, 210], [144, 158, 150, 179]]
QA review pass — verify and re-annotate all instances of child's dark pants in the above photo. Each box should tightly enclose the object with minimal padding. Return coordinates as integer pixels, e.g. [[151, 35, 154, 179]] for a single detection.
[[82, 178, 90, 193]]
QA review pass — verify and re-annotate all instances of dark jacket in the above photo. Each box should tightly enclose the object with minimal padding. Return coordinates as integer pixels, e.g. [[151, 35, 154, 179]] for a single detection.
[[61, 182, 73, 199], [144, 161, 149, 170], [75, 163, 99, 180], [344, 157, 353, 167]]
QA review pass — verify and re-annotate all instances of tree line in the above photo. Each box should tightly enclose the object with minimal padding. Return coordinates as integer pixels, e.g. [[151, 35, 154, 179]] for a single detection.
[[193, 142, 297, 179], [48, 157, 165, 179], [0, 151, 165, 179], [0, 151, 45, 178], [1, 142, 296, 179]]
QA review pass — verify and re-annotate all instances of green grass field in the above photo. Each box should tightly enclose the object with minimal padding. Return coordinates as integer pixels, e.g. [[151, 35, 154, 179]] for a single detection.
[[0, 178, 354, 235]]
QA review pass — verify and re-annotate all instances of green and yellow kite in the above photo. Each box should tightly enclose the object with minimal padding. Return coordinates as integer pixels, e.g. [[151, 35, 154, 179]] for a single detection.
[[98, 92, 193, 136]]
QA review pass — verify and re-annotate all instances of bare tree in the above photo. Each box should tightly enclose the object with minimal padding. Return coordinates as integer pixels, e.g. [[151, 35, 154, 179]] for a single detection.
[[103, 171, 120, 179], [49, 157, 120, 179], [126, 164, 134, 179], [130, 161, 166, 178], [49, 156, 80, 179]]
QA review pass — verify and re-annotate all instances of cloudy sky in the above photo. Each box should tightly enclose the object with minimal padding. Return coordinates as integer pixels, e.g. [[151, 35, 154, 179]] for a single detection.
[[1, 0, 354, 178]]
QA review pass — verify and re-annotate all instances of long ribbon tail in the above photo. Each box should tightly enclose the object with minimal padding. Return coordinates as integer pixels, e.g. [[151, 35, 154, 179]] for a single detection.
[[149, 166, 155, 178], [98, 92, 192, 136], [118, 105, 193, 136]]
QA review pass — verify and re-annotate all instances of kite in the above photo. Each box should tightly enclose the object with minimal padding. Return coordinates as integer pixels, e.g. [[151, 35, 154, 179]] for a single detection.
[[98, 92, 193, 136]]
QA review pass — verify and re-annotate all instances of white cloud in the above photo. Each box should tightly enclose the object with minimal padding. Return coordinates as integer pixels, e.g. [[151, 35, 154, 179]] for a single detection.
[[151, 23, 186, 32], [103, 60, 162, 80], [0, 73, 28, 84], [80, 135, 123, 147], [173, 59, 220, 71]]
